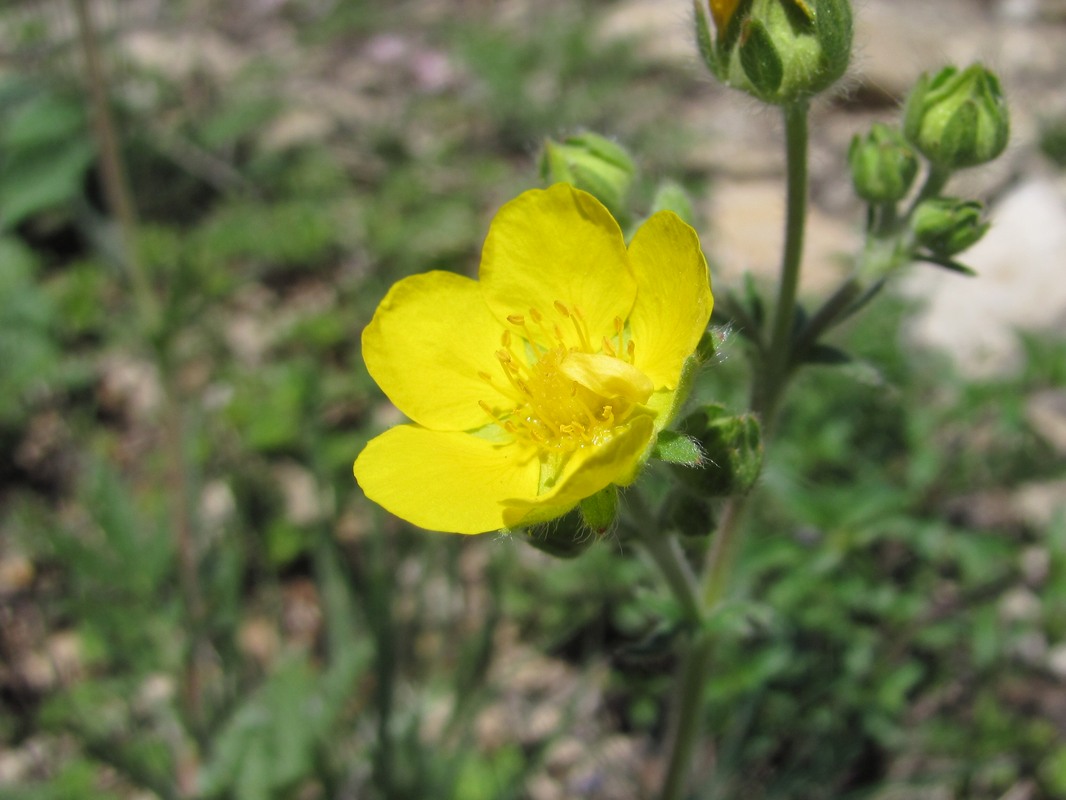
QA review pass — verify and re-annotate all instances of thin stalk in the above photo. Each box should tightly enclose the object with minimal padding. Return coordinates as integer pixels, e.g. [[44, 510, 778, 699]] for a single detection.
[[699, 495, 748, 610], [657, 495, 748, 800], [659, 632, 715, 800], [74, 0, 204, 773], [72, 0, 159, 328], [658, 99, 813, 800], [628, 492, 702, 628], [908, 162, 952, 212], [757, 100, 810, 422], [641, 532, 703, 627]]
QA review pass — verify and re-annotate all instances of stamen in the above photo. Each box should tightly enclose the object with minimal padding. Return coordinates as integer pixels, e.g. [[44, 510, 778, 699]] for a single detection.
[[568, 312, 592, 352]]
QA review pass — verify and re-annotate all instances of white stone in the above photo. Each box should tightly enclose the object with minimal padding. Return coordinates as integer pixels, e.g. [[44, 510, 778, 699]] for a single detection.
[[903, 178, 1066, 377]]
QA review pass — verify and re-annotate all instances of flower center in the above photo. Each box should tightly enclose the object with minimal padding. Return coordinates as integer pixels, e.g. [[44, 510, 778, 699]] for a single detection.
[[479, 302, 653, 452]]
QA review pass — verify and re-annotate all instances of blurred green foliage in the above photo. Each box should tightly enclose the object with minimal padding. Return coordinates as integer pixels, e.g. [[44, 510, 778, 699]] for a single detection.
[[1, 2, 1064, 800]]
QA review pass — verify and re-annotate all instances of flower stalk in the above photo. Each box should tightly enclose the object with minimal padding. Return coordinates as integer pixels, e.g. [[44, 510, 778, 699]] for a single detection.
[[755, 100, 810, 422], [656, 99, 811, 800]]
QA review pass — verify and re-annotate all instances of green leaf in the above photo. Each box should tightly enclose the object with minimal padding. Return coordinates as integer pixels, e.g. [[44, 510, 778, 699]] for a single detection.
[[652, 429, 704, 466]]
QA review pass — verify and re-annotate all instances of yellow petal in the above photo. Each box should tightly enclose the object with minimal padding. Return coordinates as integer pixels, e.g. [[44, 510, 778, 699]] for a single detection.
[[558, 352, 653, 404], [709, 0, 741, 32], [502, 415, 655, 528], [480, 184, 636, 348], [362, 271, 514, 431], [627, 211, 713, 390], [354, 425, 540, 534]]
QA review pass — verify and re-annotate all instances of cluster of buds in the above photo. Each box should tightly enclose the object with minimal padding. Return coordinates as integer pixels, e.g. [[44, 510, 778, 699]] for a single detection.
[[694, 0, 853, 105], [846, 63, 1007, 269]]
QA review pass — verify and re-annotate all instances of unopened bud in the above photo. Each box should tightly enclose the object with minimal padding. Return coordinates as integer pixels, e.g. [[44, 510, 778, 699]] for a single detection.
[[911, 198, 989, 257], [848, 123, 919, 203], [671, 404, 763, 497], [694, 0, 853, 105], [903, 64, 1010, 170], [540, 133, 635, 215]]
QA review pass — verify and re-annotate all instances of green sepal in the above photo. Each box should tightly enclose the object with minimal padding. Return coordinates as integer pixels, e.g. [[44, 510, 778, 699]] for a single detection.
[[739, 19, 784, 97], [813, 0, 853, 77], [525, 510, 594, 559], [915, 255, 978, 277], [652, 430, 705, 467], [579, 484, 618, 535], [693, 0, 718, 74]]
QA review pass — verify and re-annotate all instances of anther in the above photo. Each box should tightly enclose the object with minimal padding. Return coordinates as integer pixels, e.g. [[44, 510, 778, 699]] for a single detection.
[[627, 340, 636, 362], [507, 314, 524, 326], [501, 330, 512, 348], [553, 300, 571, 317], [601, 337, 616, 357], [478, 371, 493, 382], [529, 307, 543, 323]]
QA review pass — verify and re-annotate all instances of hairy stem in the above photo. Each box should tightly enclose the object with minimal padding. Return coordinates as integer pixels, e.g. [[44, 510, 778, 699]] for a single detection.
[[756, 100, 810, 422], [658, 100, 812, 800]]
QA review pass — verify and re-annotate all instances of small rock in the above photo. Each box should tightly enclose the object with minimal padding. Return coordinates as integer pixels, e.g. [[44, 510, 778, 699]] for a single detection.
[[596, 0, 694, 68], [1012, 479, 1066, 529], [999, 586, 1042, 623], [706, 180, 860, 295], [903, 178, 1066, 378], [273, 461, 327, 527], [1021, 545, 1051, 586], [0, 554, 34, 596], [1027, 389, 1066, 455], [1047, 642, 1066, 679], [97, 355, 163, 420]]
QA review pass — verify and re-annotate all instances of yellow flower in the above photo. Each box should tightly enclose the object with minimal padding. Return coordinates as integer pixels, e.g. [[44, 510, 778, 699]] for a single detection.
[[353, 184, 713, 534]]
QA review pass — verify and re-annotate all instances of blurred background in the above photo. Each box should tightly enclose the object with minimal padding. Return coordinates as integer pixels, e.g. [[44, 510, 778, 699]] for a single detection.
[[2, 0, 1066, 798]]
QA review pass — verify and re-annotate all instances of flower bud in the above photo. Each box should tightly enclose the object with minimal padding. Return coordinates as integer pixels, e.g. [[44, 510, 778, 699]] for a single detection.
[[902, 64, 1010, 170], [539, 132, 635, 215], [670, 404, 763, 497], [911, 197, 989, 257], [694, 0, 853, 105], [848, 123, 919, 204]]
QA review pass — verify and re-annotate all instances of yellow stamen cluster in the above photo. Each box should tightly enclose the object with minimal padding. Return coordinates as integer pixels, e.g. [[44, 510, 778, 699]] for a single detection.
[[479, 301, 641, 452]]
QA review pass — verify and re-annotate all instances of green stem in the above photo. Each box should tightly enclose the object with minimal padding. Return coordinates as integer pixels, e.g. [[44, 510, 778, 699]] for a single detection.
[[658, 496, 748, 800], [757, 100, 810, 422], [659, 631, 716, 800], [658, 100, 812, 800], [642, 531, 703, 627], [699, 496, 748, 609], [72, 0, 159, 331], [909, 162, 951, 212]]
